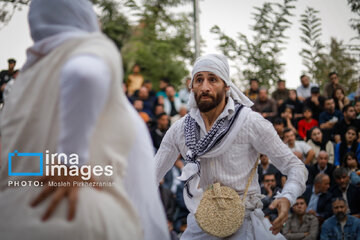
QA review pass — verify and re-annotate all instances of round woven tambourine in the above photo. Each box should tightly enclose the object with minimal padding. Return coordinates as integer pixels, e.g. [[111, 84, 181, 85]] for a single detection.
[[195, 183, 245, 238]]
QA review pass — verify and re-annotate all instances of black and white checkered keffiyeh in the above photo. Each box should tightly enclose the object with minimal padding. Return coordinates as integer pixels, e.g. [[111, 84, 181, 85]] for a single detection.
[[183, 103, 244, 197]]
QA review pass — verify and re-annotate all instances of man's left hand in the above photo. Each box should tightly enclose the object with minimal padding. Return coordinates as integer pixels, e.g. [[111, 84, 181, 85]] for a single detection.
[[269, 197, 290, 235]]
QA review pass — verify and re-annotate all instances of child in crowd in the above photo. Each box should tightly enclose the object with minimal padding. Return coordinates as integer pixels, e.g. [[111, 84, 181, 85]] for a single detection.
[[297, 107, 318, 140]]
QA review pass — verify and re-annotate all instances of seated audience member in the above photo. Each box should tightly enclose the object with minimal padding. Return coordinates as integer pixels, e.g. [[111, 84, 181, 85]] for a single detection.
[[164, 85, 181, 117], [307, 127, 334, 164], [283, 128, 315, 165], [320, 197, 360, 240], [244, 78, 260, 102], [156, 78, 170, 98], [297, 107, 318, 140], [252, 87, 277, 121], [273, 117, 285, 139], [280, 106, 297, 134], [333, 104, 360, 143], [334, 126, 360, 167], [178, 77, 191, 104], [331, 167, 360, 217], [343, 152, 360, 186], [323, 72, 346, 99], [133, 99, 150, 123], [261, 173, 282, 222], [150, 113, 170, 151], [333, 87, 350, 111], [257, 154, 283, 188], [282, 196, 319, 240], [133, 86, 156, 118], [272, 79, 289, 107], [319, 98, 343, 142], [307, 151, 336, 187], [296, 74, 318, 102], [171, 105, 187, 124], [304, 86, 325, 121], [278, 89, 304, 120], [303, 173, 332, 220]]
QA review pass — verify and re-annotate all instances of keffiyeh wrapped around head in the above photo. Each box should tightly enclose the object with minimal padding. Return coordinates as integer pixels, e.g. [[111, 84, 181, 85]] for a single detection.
[[188, 54, 253, 109]]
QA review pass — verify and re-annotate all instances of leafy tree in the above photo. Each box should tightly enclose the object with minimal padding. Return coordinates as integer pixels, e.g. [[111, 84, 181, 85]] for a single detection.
[[299, 7, 324, 83], [347, 0, 360, 39], [314, 38, 358, 93], [211, 0, 296, 88], [121, 0, 194, 88], [0, 0, 29, 29], [0, 0, 194, 88]]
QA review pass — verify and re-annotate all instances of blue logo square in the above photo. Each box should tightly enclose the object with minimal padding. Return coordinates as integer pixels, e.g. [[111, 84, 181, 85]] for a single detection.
[[8, 150, 43, 176]]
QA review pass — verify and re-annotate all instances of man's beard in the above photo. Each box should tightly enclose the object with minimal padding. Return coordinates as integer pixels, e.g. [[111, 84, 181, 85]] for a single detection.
[[335, 212, 346, 221], [195, 89, 225, 113]]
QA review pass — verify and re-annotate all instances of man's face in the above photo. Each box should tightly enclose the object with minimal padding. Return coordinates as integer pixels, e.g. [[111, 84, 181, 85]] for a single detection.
[[277, 81, 285, 90], [250, 80, 259, 91], [138, 87, 149, 100], [159, 80, 168, 90], [332, 200, 347, 221], [133, 65, 140, 73], [329, 73, 339, 84], [324, 99, 335, 113], [263, 175, 276, 189], [317, 152, 329, 169], [303, 110, 312, 119], [344, 106, 356, 120], [166, 86, 176, 98], [274, 123, 284, 136], [192, 71, 229, 113], [8, 62, 15, 71], [316, 175, 330, 193], [289, 90, 297, 101], [260, 154, 269, 165], [355, 101, 360, 115], [258, 89, 268, 101], [335, 174, 350, 191], [133, 100, 143, 111], [301, 76, 310, 87], [284, 131, 295, 145], [157, 115, 169, 130], [293, 198, 307, 216]]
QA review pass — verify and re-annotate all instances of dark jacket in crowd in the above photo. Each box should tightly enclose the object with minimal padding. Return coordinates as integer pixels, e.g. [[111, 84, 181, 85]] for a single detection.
[[302, 185, 333, 219], [306, 163, 336, 187], [330, 183, 360, 215]]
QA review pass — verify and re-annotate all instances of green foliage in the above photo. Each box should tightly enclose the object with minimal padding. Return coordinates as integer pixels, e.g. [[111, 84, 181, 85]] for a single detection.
[[314, 38, 358, 93], [121, 0, 194, 89], [299, 7, 324, 83], [211, 0, 297, 88], [347, 0, 360, 38]]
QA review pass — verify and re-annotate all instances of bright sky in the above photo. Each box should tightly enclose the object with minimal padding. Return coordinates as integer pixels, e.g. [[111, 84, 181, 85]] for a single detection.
[[0, 0, 357, 89]]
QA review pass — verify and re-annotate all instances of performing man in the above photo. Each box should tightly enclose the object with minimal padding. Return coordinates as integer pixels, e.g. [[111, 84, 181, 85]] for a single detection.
[[0, 0, 169, 239], [155, 54, 308, 239]]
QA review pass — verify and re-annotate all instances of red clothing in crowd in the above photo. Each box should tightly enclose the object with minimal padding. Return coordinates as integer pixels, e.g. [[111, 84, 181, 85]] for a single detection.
[[297, 118, 318, 140]]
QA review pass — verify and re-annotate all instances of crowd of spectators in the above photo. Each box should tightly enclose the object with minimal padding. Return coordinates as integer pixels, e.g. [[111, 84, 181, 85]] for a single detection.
[[123, 65, 360, 239], [2, 58, 360, 239]]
